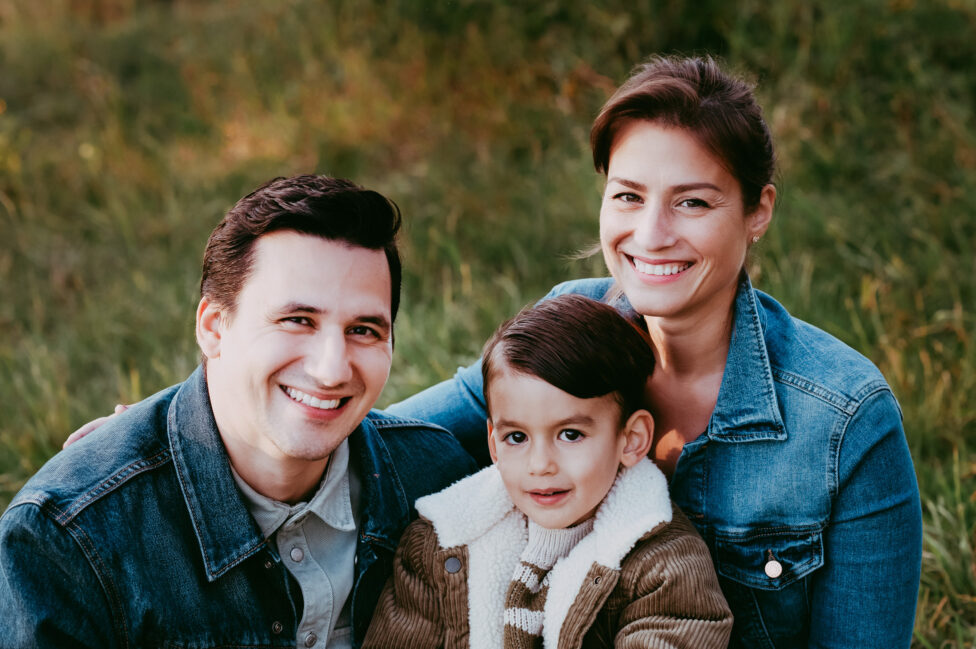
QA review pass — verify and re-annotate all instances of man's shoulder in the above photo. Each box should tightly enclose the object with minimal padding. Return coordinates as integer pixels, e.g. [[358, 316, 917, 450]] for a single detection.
[[359, 409, 477, 499], [6, 382, 181, 526]]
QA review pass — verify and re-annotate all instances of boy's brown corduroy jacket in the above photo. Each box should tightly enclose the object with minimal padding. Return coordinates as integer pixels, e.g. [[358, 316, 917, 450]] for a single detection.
[[363, 459, 732, 649]]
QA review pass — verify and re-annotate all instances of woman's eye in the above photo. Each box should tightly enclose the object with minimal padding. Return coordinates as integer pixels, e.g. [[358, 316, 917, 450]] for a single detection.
[[558, 429, 584, 442], [677, 197, 710, 209], [613, 192, 642, 203], [504, 431, 527, 445]]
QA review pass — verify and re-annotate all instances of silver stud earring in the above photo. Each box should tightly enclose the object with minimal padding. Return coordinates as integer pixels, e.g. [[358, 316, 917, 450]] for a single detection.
[[752, 236, 760, 243]]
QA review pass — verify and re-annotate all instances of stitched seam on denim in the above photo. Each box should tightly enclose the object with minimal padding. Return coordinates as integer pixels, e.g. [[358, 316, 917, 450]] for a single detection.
[[770, 369, 858, 413], [56, 449, 172, 523], [830, 386, 893, 501], [62, 519, 131, 648], [747, 585, 775, 649], [369, 417, 451, 435], [714, 523, 826, 540]]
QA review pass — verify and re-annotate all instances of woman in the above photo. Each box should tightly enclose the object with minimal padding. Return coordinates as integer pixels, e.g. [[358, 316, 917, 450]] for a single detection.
[[387, 56, 922, 648]]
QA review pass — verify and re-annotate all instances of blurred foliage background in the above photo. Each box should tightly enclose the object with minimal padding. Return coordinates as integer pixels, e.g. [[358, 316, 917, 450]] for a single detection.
[[1, 0, 974, 644]]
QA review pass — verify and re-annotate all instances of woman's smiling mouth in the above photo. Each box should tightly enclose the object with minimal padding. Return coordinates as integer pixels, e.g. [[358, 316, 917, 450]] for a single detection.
[[630, 257, 693, 277]]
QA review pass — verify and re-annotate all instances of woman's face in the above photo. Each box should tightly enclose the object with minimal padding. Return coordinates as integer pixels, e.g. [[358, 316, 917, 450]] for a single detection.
[[599, 120, 773, 322]]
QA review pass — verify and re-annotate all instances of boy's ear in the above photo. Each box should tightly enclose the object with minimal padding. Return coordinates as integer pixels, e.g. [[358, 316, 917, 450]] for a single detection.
[[486, 420, 499, 464], [196, 297, 225, 360], [618, 409, 654, 468]]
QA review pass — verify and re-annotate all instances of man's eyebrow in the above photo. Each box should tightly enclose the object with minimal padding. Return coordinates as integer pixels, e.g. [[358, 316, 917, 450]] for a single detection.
[[276, 303, 391, 330]]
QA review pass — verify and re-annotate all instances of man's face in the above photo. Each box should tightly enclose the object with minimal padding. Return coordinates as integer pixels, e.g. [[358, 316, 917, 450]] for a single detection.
[[200, 231, 393, 482]]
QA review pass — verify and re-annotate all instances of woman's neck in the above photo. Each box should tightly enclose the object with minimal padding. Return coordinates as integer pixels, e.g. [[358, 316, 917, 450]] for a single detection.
[[643, 290, 736, 379]]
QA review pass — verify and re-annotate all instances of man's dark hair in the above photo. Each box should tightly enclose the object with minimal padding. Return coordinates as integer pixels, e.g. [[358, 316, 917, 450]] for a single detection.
[[481, 294, 654, 420], [201, 174, 403, 320]]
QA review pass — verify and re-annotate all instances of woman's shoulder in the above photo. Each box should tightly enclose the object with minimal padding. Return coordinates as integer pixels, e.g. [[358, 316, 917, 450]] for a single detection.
[[752, 288, 892, 406], [542, 277, 616, 302]]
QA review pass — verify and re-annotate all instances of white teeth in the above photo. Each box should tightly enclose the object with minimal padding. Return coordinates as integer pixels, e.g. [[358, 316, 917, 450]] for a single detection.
[[285, 387, 341, 410], [632, 259, 692, 276]]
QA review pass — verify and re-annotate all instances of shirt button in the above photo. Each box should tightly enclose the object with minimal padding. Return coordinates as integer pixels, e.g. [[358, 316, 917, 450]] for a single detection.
[[290, 547, 305, 562], [444, 556, 462, 573], [304, 631, 318, 647], [764, 559, 783, 579], [271, 621, 283, 634]]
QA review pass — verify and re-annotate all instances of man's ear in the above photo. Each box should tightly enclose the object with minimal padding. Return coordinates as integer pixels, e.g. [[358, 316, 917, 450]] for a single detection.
[[619, 409, 654, 468], [487, 420, 499, 464], [196, 296, 225, 360]]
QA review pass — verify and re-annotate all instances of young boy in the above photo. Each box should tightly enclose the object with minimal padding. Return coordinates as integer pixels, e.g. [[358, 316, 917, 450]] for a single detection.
[[364, 295, 732, 649]]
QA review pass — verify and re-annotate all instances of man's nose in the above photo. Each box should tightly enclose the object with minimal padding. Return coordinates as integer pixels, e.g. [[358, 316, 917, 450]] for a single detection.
[[306, 329, 353, 386]]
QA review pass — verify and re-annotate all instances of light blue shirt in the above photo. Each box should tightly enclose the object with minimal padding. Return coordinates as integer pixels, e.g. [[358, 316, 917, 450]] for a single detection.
[[233, 439, 360, 649]]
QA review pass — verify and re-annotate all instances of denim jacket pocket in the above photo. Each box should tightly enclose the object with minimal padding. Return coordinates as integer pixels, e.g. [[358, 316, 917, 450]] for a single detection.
[[714, 525, 823, 590]]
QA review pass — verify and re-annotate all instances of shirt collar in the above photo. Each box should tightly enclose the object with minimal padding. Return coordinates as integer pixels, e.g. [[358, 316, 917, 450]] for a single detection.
[[231, 438, 357, 539]]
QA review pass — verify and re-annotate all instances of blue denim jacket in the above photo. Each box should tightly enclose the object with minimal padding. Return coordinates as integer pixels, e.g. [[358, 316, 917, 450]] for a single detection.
[[0, 366, 476, 648], [389, 276, 922, 649]]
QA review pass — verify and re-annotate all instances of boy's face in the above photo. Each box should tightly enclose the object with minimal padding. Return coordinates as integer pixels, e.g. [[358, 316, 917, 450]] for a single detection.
[[487, 367, 652, 529]]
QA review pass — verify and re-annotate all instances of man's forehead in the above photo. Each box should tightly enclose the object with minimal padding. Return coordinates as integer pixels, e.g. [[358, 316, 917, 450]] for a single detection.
[[244, 232, 392, 314]]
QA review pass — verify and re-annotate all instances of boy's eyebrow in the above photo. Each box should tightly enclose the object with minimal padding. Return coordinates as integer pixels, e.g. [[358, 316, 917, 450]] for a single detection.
[[491, 414, 597, 429]]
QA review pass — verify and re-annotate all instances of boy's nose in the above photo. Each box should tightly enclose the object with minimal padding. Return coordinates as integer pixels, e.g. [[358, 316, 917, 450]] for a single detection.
[[527, 442, 557, 475]]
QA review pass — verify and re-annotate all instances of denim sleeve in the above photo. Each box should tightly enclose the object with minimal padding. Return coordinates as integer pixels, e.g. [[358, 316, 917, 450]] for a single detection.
[[809, 388, 922, 648], [387, 359, 491, 467], [0, 503, 115, 648]]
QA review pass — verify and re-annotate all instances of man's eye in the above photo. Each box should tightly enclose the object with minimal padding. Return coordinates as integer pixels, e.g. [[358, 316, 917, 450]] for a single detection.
[[349, 325, 380, 338], [558, 429, 584, 442], [504, 431, 527, 445], [283, 316, 313, 327]]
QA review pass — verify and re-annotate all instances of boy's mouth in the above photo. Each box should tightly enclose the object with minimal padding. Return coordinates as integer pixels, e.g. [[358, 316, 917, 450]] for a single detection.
[[527, 488, 570, 506]]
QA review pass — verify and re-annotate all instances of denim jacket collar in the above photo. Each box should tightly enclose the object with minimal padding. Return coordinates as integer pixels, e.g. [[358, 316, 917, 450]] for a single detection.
[[166, 366, 268, 581], [348, 418, 412, 553], [609, 274, 786, 444], [706, 274, 787, 442], [166, 367, 416, 579]]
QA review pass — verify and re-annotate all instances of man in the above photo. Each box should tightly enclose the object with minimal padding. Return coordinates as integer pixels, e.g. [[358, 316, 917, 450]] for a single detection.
[[0, 175, 476, 648]]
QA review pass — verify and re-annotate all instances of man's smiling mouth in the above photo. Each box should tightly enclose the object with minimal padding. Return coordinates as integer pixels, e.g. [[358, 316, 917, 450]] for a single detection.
[[283, 386, 347, 410]]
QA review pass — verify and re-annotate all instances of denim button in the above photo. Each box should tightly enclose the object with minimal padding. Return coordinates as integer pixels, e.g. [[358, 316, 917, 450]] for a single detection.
[[290, 547, 305, 562], [764, 559, 783, 579], [264, 559, 274, 569], [444, 556, 462, 573], [271, 621, 283, 634], [304, 631, 318, 646]]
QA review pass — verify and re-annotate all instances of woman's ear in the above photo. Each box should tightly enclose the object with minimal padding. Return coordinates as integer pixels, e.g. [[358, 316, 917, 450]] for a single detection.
[[486, 420, 499, 464], [747, 183, 776, 241], [196, 297, 224, 360], [619, 409, 654, 468]]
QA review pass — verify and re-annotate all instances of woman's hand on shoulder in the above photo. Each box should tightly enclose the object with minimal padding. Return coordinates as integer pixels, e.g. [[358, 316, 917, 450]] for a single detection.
[[62, 404, 129, 448]]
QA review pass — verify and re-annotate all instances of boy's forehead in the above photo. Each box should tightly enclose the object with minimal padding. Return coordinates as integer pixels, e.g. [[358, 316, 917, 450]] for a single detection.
[[487, 369, 623, 426]]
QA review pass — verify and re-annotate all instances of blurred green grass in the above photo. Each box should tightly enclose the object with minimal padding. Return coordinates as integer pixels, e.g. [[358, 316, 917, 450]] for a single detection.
[[1, 1, 973, 644]]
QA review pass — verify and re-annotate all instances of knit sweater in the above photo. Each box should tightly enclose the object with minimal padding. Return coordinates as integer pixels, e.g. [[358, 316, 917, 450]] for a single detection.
[[362, 459, 732, 649], [504, 520, 595, 648]]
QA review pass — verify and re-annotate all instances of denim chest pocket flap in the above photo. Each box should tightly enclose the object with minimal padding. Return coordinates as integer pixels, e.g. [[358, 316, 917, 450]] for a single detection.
[[714, 526, 824, 590]]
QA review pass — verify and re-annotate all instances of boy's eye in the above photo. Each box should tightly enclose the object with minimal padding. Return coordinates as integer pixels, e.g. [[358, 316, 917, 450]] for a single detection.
[[503, 431, 527, 445], [558, 429, 584, 442]]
